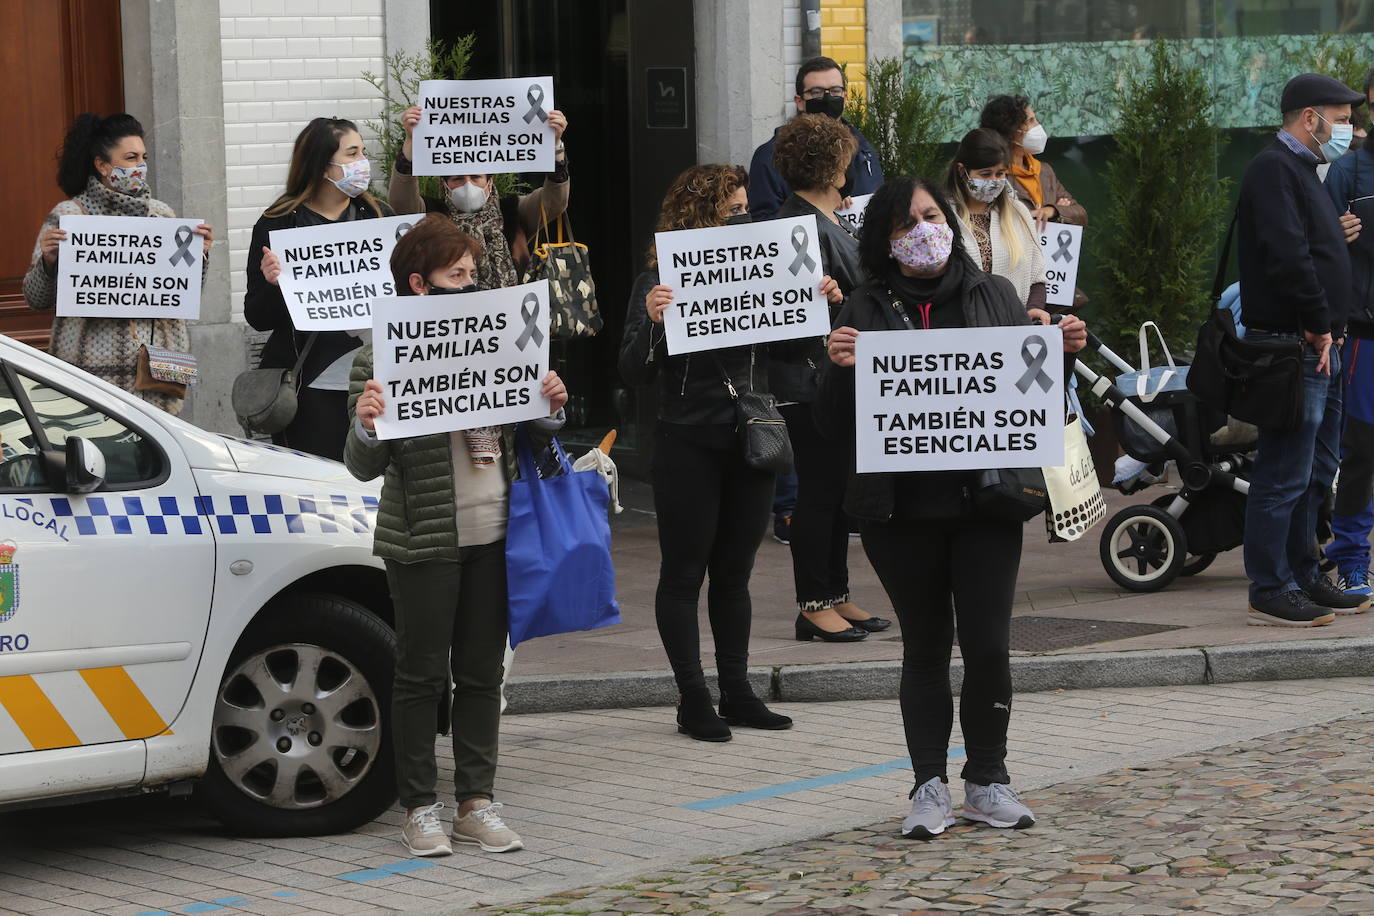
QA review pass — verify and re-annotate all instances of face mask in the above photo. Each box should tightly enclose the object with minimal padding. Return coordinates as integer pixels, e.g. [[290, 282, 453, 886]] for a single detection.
[[1021, 124, 1048, 156], [965, 174, 1006, 203], [804, 95, 845, 119], [1315, 112, 1353, 161], [330, 158, 371, 197], [106, 162, 148, 195], [724, 213, 752, 226], [427, 283, 478, 295], [890, 220, 954, 272], [447, 181, 488, 213]]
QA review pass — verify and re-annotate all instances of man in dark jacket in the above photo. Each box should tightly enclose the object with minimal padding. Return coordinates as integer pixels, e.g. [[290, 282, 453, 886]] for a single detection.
[[1323, 68, 1374, 598], [747, 57, 884, 222], [1239, 72, 1367, 627]]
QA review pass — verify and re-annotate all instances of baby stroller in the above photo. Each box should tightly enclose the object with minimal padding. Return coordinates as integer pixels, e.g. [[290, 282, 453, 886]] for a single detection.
[[1072, 323, 1253, 593]]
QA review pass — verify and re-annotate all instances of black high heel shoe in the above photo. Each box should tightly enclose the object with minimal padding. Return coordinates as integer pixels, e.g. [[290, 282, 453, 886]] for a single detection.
[[676, 688, 732, 742], [719, 694, 793, 730], [794, 612, 869, 642]]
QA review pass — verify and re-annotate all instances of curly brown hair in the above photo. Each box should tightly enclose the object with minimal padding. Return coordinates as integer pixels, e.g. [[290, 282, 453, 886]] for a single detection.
[[646, 164, 749, 268], [772, 114, 857, 192]]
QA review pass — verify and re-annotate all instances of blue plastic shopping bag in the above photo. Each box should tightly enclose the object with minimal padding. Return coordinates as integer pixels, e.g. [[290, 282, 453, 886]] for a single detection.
[[505, 428, 620, 647]]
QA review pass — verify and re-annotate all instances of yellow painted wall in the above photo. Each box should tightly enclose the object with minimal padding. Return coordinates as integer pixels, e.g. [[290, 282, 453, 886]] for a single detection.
[[821, 0, 867, 93]]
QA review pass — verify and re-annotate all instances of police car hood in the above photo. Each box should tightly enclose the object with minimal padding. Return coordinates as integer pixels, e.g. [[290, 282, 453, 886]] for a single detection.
[[218, 436, 364, 485]]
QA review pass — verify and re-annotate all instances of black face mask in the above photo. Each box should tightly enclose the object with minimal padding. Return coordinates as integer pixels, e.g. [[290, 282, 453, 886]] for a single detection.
[[427, 283, 478, 295], [724, 213, 753, 226], [838, 161, 857, 198], [804, 95, 845, 119]]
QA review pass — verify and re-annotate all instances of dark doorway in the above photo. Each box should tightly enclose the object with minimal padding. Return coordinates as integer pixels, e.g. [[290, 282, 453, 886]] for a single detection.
[[431, 0, 697, 477]]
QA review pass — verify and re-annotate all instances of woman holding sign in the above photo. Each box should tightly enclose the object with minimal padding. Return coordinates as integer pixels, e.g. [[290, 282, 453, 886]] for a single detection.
[[245, 117, 395, 460], [769, 114, 885, 642], [346, 215, 567, 858], [620, 164, 795, 743], [390, 104, 570, 282], [23, 113, 212, 415], [820, 177, 1086, 840]]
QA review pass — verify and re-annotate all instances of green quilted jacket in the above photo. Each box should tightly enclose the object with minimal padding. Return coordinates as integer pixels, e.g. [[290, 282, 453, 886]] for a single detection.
[[344, 345, 558, 563]]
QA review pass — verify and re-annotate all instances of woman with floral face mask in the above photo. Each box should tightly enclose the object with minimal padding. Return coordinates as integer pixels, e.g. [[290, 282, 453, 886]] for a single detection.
[[389, 105, 571, 287], [244, 117, 395, 460], [23, 113, 213, 415], [947, 128, 1049, 315], [818, 177, 1087, 842]]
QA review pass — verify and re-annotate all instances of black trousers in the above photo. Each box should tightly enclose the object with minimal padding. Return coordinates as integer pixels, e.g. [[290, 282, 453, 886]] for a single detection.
[[651, 421, 774, 693], [781, 403, 851, 610], [861, 516, 1022, 787], [274, 386, 348, 461]]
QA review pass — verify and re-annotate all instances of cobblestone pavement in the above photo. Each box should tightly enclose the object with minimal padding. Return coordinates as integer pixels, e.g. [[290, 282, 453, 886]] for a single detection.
[[3, 679, 1374, 915]]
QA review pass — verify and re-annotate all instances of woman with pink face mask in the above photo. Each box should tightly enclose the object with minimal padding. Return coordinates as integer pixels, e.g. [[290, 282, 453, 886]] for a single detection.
[[818, 177, 1087, 843]]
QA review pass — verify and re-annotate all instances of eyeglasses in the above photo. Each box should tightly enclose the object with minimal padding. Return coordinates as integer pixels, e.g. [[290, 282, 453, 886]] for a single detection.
[[801, 86, 846, 100]]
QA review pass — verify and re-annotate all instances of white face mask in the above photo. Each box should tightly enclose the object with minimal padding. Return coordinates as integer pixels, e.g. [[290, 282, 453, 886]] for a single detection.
[[447, 181, 488, 213], [1021, 123, 1048, 155]]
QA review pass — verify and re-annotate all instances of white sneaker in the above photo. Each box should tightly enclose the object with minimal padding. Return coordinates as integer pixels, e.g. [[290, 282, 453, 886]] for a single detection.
[[401, 802, 452, 857], [902, 776, 955, 839], [452, 801, 525, 852], [962, 782, 1035, 829]]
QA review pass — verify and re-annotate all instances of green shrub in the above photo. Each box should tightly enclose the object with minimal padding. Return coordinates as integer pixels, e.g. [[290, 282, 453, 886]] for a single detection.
[[844, 56, 953, 183]]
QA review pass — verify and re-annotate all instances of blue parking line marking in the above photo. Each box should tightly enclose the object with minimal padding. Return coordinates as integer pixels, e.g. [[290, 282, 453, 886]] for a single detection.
[[681, 747, 967, 811], [336, 858, 437, 882], [212, 899, 248, 907], [182, 905, 223, 914], [271, 891, 297, 897]]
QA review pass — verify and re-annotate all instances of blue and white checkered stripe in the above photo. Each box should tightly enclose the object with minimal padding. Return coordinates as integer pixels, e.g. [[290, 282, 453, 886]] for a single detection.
[[39, 494, 379, 537]]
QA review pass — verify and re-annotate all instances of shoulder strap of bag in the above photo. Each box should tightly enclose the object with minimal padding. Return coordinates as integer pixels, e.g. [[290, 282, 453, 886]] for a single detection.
[[291, 333, 319, 389], [885, 290, 914, 327], [1211, 205, 1240, 305], [711, 354, 740, 400]]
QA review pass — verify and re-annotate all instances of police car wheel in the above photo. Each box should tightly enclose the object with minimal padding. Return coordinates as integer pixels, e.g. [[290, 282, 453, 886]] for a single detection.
[[201, 593, 397, 836]]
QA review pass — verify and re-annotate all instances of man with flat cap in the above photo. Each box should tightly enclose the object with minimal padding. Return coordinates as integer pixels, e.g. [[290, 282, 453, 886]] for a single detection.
[[1240, 72, 1367, 627]]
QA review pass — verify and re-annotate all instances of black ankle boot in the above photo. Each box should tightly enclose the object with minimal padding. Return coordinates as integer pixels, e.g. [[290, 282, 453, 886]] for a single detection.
[[719, 693, 793, 730], [677, 688, 732, 742]]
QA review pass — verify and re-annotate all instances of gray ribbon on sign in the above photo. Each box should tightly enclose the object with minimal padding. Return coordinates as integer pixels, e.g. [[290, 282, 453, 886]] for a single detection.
[[167, 225, 196, 266], [1051, 230, 1074, 263], [523, 84, 548, 124], [395, 222, 413, 241], [515, 292, 544, 350], [1015, 334, 1054, 393], [787, 225, 817, 275]]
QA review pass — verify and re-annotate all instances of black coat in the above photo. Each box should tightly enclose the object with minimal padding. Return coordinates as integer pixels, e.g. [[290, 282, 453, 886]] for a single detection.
[[619, 269, 768, 426], [243, 198, 394, 383]]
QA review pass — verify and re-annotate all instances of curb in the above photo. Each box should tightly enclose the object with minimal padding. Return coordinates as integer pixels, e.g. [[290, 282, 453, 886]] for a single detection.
[[504, 637, 1374, 715]]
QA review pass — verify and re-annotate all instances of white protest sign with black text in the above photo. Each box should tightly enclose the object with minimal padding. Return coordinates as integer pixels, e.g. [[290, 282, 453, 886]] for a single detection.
[[1038, 222, 1083, 307], [855, 325, 1065, 474], [412, 77, 556, 176], [270, 215, 417, 331], [655, 215, 829, 355], [835, 194, 873, 234], [56, 214, 203, 319], [370, 281, 551, 440]]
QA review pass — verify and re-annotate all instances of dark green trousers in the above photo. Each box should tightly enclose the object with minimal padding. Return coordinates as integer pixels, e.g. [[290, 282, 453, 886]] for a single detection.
[[384, 543, 508, 809]]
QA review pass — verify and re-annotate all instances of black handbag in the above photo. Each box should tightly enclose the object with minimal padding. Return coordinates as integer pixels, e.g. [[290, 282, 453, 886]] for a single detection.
[[231, 333, 318, 435], [972, 467, 1049, 521], [1186, 208, 1303, 431], [713, 349, 794, 475]]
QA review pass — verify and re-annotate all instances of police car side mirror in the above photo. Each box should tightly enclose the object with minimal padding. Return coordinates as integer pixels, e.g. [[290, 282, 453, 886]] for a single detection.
[[64, 436, 106, 493]]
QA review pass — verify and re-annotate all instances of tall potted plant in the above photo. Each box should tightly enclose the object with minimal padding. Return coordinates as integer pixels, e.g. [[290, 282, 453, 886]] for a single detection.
[[844, 56, 953, 181]]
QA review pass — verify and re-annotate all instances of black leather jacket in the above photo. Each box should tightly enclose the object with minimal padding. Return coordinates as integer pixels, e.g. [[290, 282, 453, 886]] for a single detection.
[[619, 269, 769, 425]]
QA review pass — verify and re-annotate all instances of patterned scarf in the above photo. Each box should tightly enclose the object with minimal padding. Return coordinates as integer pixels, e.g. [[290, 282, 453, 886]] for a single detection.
[[462, 427, 503, 468], [444, 187, 519, 290]]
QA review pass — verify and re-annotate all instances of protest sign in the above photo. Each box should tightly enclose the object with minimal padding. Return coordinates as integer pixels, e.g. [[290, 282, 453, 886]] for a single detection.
[[655, 215, 829, 355], [411, 77, 556, 176], [370, 280, 551, 440], [1038, 222, 1083, 307], [835, 194, 873, 233], [269, 215, 416, 331], [56, 214, 203, 319], [855, 325, 1065, 474]]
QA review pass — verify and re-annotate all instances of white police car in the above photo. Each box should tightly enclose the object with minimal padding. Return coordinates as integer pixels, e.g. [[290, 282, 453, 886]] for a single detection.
[[0, 334, 397, 836]]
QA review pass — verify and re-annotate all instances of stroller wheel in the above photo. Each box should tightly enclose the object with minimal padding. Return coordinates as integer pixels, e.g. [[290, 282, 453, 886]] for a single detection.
[[1100, 505, 1187, 592], [1181, 552, 1217, 577]]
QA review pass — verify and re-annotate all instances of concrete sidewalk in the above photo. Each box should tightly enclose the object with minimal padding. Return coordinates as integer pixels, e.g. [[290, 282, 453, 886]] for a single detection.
[[506, 483, 1374, 712]]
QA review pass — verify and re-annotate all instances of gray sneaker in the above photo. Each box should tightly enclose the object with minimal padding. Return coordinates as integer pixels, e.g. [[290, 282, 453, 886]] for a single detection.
[[963, 782, 1035, 829], [401, 802, 452, 857], [902, 776, 954, 839], [452, 801, 525, 853]]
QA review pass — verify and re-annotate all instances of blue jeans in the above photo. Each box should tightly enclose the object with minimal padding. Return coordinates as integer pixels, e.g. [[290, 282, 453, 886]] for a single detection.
[[1242, 334, 1343, 602], [1327, 336, 1374, 578], [773, 471, 798, 519]]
